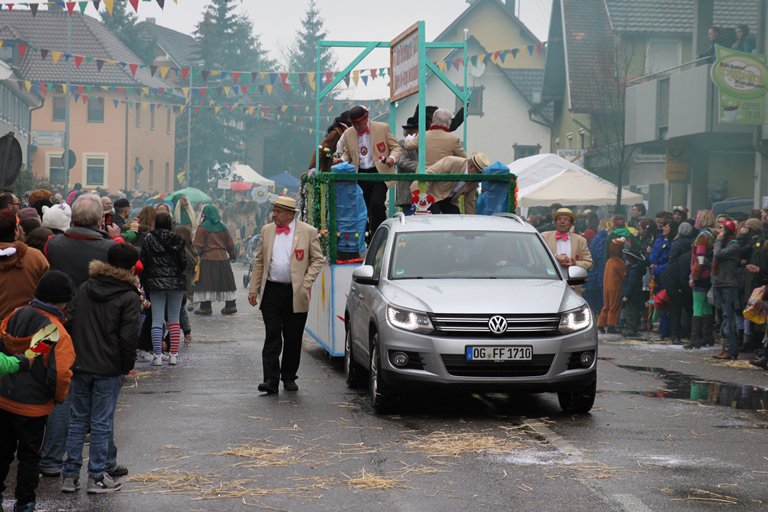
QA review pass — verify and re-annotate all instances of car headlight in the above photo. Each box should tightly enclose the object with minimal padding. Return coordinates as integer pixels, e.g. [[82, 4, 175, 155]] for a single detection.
[[387, 306, 434, 333], [558, 305, 592, 334]]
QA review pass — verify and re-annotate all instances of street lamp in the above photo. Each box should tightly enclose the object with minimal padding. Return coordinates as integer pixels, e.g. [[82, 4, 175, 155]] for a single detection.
[[185, 59, 205, 187]]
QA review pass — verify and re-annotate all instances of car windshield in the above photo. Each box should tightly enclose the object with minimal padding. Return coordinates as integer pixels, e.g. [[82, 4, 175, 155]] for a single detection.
[[389, 230, 560, 280]]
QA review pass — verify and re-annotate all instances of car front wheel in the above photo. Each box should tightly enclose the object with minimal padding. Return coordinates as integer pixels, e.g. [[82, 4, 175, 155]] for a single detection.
[[345, 328, 366, 388], [368, 333, 393, 413], [557, 381, 596, 414]]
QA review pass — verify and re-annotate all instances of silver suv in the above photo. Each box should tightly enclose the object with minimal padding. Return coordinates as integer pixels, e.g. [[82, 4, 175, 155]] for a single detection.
[[344, 214, 597, 414]]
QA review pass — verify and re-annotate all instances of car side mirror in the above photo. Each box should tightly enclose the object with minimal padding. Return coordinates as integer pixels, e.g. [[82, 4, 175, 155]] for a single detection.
[[352, 265, 378, 285], [567, 265, 588, 285]]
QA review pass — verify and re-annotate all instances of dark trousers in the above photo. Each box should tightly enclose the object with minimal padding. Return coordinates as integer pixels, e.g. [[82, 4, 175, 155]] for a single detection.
[[358, 167, 387, 237], [668, 287, 693, 339], [429, 197, 460, 214], [624, 300, 644, 334], [0, 409, 47, 506], [260, 281, 308, 384]]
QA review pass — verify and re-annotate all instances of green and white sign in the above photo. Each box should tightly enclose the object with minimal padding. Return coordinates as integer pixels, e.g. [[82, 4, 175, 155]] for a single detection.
[[711, 44, 767, 125]]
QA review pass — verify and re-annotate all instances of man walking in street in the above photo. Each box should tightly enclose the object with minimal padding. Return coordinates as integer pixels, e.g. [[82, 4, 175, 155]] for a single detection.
[[248, 197, 324, 394], [541, 208, 593, 272], [61, 243, 140, 494]]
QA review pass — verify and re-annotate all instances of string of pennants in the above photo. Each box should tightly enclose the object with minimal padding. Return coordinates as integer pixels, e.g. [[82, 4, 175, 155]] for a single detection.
[[0, 37, 547, 95], [0, 1, 179, 15]]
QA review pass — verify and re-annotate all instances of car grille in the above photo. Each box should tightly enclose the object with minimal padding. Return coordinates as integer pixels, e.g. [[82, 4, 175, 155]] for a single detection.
[[430, 313, 561, 338], [441, 354, 555, 377]]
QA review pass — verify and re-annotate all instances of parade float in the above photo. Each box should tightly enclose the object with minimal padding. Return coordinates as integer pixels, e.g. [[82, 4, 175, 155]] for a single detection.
[[302, 23, 518, 357]]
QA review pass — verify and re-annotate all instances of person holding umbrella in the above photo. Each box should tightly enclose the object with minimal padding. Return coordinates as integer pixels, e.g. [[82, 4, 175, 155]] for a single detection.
[[193, 204, 237, 315]]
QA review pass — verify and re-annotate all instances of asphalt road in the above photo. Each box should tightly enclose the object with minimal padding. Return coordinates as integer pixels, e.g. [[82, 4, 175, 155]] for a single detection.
[[4, 266, 767, 512]]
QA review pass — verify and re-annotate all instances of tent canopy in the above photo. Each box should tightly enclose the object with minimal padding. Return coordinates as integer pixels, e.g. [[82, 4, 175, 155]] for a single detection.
[[508, 154, 643, 207], [230, 163, 274, 189], [268, 171, 301, 189]]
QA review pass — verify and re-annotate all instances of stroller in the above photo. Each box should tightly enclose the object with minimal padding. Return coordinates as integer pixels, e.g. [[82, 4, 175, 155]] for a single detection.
[[242, 233, 262, 288]]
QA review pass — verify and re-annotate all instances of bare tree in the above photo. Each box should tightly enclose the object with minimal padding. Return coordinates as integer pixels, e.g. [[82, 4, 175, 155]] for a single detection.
[[584, 36, 638, 210]]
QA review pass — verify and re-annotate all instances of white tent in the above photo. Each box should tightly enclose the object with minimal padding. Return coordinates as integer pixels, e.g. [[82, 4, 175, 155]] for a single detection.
[[230, 163, 275, 189], [508, 154, 643, 207]]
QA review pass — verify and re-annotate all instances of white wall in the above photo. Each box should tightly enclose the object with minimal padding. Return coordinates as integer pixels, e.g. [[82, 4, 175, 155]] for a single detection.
[[395, 62, 550, 166]]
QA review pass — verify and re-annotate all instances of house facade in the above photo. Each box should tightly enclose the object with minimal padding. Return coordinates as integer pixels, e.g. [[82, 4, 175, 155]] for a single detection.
[[396, 0, 550, 166], [0, 11, 179, 194], [0, 59, 41, 172], [542, 0, 764, 213]]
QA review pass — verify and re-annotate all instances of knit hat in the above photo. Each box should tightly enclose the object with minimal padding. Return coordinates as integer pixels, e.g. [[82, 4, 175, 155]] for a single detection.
[[35, 270, 75, 304], [42, 203, 71, 232], [18, 207, 40, 223], [678, 222, 693, 236]]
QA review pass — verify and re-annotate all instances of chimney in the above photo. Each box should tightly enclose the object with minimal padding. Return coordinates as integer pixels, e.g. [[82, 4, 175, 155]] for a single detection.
[[146, 18, 157, 25]]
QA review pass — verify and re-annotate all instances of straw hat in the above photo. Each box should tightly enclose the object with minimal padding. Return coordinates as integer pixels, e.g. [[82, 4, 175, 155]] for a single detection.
[[470, 152, 491, 171], [554, 207, 576, 223], [272, 196, 299, 212]]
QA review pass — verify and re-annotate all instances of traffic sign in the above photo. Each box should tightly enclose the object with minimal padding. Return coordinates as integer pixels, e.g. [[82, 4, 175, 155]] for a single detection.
[[61, 149, 76, 170]]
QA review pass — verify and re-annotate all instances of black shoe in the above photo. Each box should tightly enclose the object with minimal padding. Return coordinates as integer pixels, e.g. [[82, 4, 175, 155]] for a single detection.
[[606, 326, 619, 334], [40, 468, 61, 478], [194, 308, 212, 316], [258, 381, 278, 394], [749, 357, 768, 370], [221, 306, 237, 315], [107, 465, 129, 478], [598, 326, 606, 334], [283, 380, 298, 391]]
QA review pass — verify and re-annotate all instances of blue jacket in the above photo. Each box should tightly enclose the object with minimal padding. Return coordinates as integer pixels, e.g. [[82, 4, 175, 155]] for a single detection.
[[649, 235, 671, 283]]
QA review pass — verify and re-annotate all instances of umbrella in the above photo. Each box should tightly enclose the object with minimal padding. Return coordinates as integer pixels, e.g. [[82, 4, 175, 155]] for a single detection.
[[268, 171, 301, 190], [145, 193, 172, 206], [170, 187, 212, 203], [230, 181, 252, 192]]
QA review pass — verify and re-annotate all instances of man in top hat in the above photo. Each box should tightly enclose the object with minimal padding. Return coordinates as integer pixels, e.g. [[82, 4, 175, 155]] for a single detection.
[[403, 108, 466, 168], [410, 153, 491, 214], [247, 196, 324, 394], [339, 105, 402, 237], [541, 208, 593, 272]]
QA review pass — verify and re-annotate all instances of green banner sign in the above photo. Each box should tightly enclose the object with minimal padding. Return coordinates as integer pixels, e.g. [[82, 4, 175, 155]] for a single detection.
[[711, 44, 767, 125]]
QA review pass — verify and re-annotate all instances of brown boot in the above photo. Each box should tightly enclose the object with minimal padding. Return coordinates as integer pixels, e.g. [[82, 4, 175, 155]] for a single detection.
[[713, 352, 738, 360]]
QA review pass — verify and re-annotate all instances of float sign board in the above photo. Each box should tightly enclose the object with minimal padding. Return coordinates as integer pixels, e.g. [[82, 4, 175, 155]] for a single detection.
[[390, 23, 420, 102]]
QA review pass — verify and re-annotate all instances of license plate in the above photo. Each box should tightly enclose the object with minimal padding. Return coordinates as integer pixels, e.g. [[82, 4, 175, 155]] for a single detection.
[[466, 345, 533, 361]]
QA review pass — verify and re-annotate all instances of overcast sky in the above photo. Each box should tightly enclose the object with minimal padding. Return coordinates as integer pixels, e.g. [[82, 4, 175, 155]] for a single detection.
[[133, 0, 552, 98]]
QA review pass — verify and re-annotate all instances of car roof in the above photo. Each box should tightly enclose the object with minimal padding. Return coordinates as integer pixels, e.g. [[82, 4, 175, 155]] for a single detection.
[[380, 214, 537, 234]]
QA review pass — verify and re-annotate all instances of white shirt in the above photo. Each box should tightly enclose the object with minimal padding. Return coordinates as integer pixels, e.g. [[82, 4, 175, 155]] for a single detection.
[[555, 233, 572, 259], [357, 127, 374, 169], [268, 218, 296, 284]]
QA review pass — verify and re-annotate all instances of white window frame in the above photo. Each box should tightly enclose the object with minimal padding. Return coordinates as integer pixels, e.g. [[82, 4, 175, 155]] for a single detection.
[[83, 152, 108, 188], [46, 152, 67, 185]]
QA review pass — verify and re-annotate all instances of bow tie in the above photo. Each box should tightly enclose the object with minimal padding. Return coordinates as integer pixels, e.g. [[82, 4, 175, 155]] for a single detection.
[[276, 226, 291, 235], [357, 127, 369, 136], [555, 231, 569, 241]]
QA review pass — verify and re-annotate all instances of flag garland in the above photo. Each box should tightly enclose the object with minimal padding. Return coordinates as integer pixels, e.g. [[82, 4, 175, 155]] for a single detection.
[[0, 0, 178, 14], [0, 37, 548, 94]]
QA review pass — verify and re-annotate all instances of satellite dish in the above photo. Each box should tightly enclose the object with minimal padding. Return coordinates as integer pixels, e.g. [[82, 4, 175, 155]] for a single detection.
[[0, 132, 22, 189], [469, 61, 486, 78]]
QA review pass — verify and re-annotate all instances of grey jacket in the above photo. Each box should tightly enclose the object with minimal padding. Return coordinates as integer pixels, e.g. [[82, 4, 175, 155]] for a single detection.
[[45, 226, 114, 288], [713, 239, 741, 288]]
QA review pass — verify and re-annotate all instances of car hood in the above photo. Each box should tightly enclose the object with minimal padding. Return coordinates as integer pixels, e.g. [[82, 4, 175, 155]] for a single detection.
[[380, 279, 583, 314]]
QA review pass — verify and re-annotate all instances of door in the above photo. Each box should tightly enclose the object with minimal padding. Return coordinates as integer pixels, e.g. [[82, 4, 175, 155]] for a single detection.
[[350, 227, 389, 360]]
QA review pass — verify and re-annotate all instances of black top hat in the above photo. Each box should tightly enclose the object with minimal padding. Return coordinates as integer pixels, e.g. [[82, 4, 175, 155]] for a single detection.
[[402, 116, 418, 129]]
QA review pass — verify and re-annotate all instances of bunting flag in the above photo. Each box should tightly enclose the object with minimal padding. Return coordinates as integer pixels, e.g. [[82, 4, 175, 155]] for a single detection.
[[0, 36, 547, 96]]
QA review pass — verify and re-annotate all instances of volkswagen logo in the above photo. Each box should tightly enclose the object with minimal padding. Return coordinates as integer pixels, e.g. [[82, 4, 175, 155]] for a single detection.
[[488, 315, 508, 334]]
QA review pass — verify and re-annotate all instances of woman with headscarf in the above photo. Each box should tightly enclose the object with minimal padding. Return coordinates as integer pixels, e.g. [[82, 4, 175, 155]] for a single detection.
[[193, 204, 237, 315], [173, 195, 198, 232]]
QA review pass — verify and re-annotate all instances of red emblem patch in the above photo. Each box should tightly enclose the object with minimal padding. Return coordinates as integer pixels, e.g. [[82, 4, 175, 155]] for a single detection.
[[295, 249, 305, 261], [376, 142, 386, 153]]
